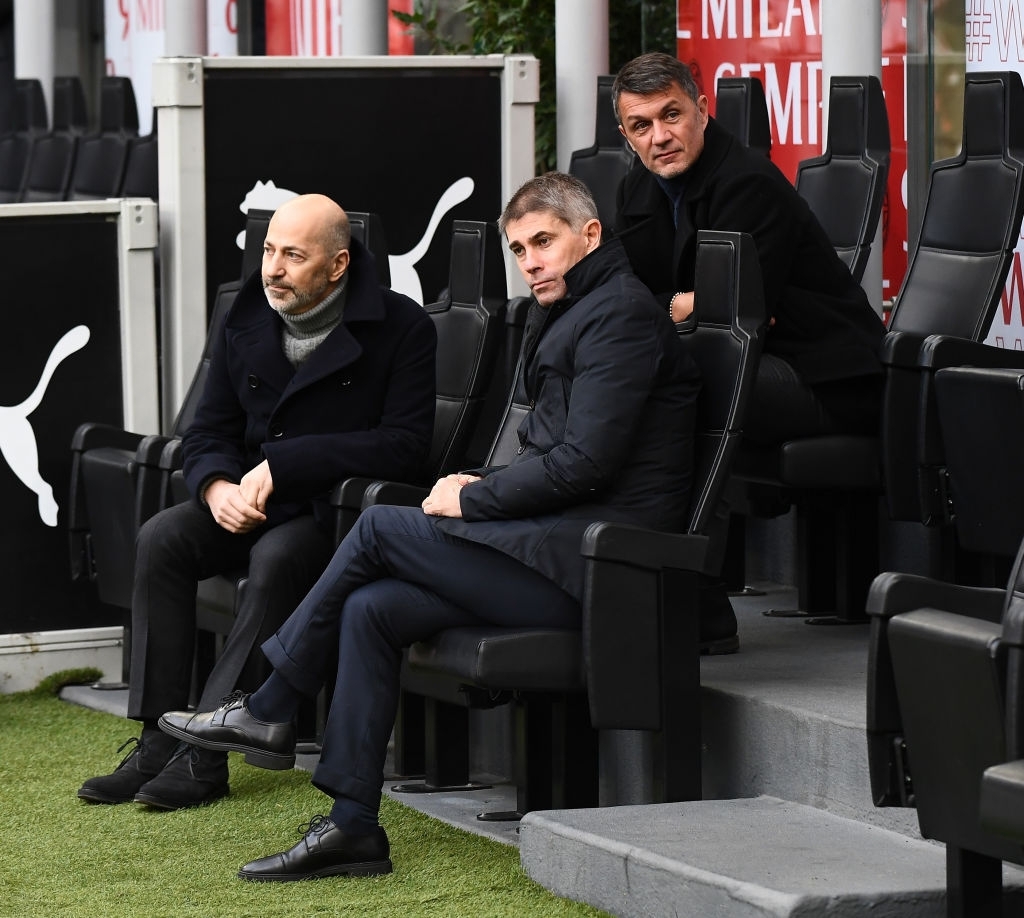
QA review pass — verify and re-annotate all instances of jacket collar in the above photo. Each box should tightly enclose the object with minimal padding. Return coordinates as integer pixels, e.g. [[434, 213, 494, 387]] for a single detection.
[[225, 237, 387, 392]]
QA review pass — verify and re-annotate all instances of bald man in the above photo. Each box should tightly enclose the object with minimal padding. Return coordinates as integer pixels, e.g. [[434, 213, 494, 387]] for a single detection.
[[78, 194, 437, 811]]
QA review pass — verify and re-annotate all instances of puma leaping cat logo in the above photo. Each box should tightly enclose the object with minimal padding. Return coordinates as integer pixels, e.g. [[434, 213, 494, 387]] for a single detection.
[[388, 177, 475, 304], [0, 325, 90, 527], [234, 176, 476, 304]]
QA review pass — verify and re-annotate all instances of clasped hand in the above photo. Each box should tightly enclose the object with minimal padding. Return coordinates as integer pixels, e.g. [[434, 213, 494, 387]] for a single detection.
[[421, 473, 480, 518], [205, 460, 273, 533]]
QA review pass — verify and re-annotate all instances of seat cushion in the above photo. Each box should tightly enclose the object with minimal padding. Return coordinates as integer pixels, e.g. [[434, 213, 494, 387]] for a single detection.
[[734, 435, 881, 489], [407, 626, 584, 693]]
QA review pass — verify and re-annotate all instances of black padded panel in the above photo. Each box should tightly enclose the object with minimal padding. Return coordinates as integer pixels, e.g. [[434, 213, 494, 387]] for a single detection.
[[569, 75, 634, 228], [795, 75, 889, 284], [935, 367, 1024, 558], [888, 608, 1023, 862], [52, 76, 88, 133], [240, 208, 272, 280], [21, 131, 77, 201], [119, 131, 158, 199], [889, 70, 1024, 339], [98, 76, 139, 134], [714, 76, 771, 156], [348, 211, 391, 287]]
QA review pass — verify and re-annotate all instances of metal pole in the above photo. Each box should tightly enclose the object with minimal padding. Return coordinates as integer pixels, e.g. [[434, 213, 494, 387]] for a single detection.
[[555, 0, 609, 172], [165, 0, 208, 57], [341, 0, 388, 55], [13, 0, 55, 119]]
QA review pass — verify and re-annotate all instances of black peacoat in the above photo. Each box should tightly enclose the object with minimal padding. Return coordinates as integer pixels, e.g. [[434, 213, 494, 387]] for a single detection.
[[615, 116, 886, 386], [182, 239, 437, 531]]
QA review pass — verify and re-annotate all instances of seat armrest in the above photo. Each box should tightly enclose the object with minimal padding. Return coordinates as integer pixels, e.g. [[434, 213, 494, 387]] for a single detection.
[[361, 480, 431, 510], [920, 334, 1024, 372], [866, 570, 1005, 623], [879, 329, 927, 369], [981, 759, 1024, 842], [582, 520, 709, 573]]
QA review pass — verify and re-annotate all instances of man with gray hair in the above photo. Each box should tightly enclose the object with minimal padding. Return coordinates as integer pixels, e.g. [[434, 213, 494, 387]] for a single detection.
[[157, 172, 701, 881]]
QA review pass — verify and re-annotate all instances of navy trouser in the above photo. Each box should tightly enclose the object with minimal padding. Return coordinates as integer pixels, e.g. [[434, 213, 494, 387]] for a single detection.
[[260, 503, 581, 811], [128, 500, 334, 719]]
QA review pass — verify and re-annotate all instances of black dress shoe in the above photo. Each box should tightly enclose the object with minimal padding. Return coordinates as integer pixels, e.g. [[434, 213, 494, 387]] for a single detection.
[[158, 691, 296, 770], [77, 729, 179, 804], [134, 744, 230, 810], [238, 816, 392, 881]]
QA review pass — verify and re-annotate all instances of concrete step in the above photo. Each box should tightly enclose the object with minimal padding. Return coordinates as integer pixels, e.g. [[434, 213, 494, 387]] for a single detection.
[[520, 796, 1024, 918], [699, 583, 919, 835]]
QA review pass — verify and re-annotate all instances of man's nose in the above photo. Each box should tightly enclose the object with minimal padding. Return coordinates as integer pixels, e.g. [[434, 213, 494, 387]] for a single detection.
[[651, 119, 671, 144], [264, 253, 285, 275]]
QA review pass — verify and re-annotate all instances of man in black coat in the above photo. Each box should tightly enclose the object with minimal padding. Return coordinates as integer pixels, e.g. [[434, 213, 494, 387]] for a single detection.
[[613, 52, 886, 444], [78, 194, 436, 811], [157, 172, 701, 880]]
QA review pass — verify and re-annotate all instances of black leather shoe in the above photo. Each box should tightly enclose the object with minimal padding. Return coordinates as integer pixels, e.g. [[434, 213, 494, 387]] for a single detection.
[[78, 729, 179, 804], [158, 691, 296, 770], [134, 744, 230, 810], [238, 816, 392, 881]]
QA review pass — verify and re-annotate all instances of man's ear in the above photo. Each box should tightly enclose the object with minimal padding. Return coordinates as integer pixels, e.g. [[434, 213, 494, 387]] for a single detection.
[[583, 218, 602, 251], [617, 123, 636, 153], [329, 248, 350, 282]]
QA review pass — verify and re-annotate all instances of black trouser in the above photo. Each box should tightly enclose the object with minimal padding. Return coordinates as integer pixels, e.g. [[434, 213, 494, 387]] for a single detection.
[[260, 503, 581, 812], [127, 500, 333, 720]]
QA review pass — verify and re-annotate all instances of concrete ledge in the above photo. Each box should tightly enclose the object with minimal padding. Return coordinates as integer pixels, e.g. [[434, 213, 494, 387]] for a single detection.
[[520, 796, 1024, 918], [0, 627, 122, 693]]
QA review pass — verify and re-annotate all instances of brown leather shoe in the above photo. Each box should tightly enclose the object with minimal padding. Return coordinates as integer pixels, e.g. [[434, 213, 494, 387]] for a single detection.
[[238, 816, 392, 881], [158, 691, 296, 770]]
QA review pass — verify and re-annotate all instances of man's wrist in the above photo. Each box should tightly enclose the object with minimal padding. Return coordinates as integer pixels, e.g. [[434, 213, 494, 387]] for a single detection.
[[670, 292, 684, 322]]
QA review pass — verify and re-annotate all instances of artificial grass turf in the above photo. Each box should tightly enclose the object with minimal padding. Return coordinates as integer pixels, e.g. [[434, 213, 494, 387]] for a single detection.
[[0, 683, 607, 918]]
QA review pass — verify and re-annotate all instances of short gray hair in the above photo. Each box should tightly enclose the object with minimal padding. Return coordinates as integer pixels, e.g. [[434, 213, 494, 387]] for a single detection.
[[499, 172, 599, 235], [612, 52, 701, 124]]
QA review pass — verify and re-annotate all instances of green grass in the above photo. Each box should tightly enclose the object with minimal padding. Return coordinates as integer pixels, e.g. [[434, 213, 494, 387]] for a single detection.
[[0, 675, 607, 918]]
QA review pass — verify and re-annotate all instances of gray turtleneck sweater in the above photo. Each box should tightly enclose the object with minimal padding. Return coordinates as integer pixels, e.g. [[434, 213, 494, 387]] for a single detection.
[[278, 275, 349, 368]]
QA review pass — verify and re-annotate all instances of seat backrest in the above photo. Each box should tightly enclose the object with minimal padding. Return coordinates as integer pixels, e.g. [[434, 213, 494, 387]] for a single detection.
[[119, 129, 158, 199], [424, 220, 508, 477], [569, 75, 635, 228], [0, 79, 48, 202], [714, 76, 771, 157], [66, 76, 139, 201], [681, 230, 765, 559], [889, 70, 1024, 338], [795, 75, 890, 283], [348, 211, 392, 287], [20, 130, 77, 201], [172, 280, 243, 437]]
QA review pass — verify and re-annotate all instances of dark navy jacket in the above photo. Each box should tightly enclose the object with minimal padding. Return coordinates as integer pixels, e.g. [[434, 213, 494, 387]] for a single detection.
[[615, 117, 885, 386], [182, 239, 437, 531], [439, 238, 701, 602]]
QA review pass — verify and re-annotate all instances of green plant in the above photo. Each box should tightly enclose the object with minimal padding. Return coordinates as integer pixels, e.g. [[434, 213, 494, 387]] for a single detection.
[[392, 1, 678, 173]]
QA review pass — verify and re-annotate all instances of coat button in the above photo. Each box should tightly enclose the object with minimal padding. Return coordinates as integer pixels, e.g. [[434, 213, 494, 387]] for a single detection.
[[270, 426, 283, 438], [247, 374, 259, 389], [516, 445, 525, 455], [340, 378, 352, 387], [528, 400, 536, 410]]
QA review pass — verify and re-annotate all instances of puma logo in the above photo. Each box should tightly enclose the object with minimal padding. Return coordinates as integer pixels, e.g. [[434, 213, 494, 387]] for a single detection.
[[0, 325, 90, 527], [234, 176, 476, 304]]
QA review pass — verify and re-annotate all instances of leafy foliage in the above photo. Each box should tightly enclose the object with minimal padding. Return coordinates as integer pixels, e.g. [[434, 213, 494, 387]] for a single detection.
[[393, 0, 677, 173]]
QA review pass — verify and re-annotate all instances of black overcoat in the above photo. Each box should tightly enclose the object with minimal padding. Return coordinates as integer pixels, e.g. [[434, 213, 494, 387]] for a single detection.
[[615, 116, 886, 386], [439, 239, 701, 601], [182, 239, 437, 530]]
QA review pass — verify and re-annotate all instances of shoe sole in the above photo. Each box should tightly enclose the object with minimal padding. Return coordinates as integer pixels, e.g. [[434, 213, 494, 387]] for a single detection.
[[77, 789, 135, 805], [237, 859, 393, 881], [134, 786, 229, 811], [157, 716, 296, 771], [700, 634, 740, 655]]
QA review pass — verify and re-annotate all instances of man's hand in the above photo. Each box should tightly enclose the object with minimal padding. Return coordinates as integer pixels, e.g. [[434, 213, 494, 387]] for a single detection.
[[204, 478, 268, 534], [421, 474, 481, 518], [239, 459, 275, 512], [669, 291, 695, 323]]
